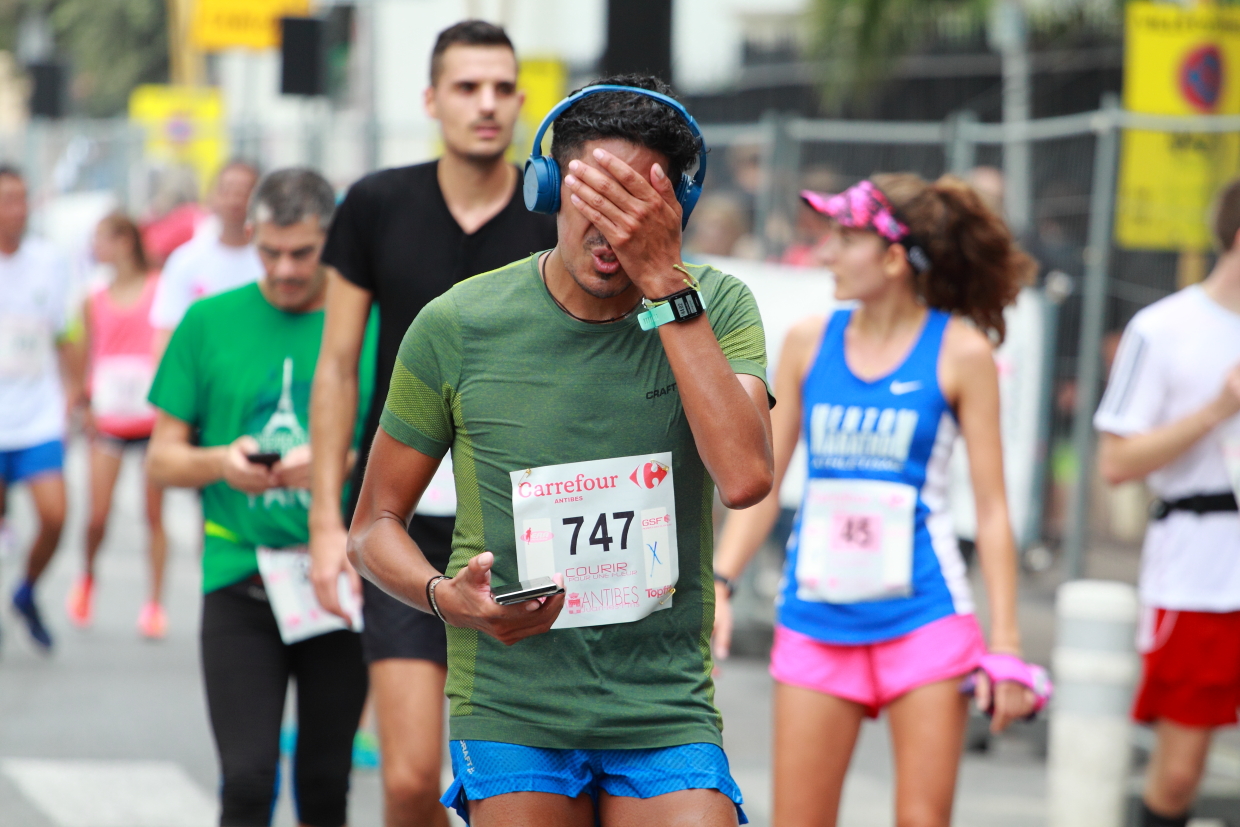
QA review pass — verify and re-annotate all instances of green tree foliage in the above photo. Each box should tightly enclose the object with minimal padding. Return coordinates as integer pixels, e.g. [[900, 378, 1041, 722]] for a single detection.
[[0, 0, 168, 117], [807, 0, 991, 111], [806, 0, 1138, 113], [49, 0, 168, 116]]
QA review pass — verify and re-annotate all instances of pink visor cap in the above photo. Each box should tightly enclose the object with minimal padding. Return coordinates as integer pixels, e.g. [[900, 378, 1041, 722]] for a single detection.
[[802, 180, 932, 273]]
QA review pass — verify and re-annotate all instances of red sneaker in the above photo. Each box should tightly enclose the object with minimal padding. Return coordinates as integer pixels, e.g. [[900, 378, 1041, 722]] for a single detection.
[[66, 575, 94, 628], [138, 602, 167, 640]]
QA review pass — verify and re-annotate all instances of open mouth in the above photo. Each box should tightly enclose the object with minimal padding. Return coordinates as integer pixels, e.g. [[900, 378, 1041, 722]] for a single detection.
[[591, 245, 620, 275]]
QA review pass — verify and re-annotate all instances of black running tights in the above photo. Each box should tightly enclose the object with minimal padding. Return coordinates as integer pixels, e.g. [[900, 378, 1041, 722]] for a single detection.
[[201, 581, 368, 827]]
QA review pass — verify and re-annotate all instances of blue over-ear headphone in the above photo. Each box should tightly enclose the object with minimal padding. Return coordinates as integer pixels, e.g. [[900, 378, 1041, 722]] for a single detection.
[[523, 84, 707, 230]]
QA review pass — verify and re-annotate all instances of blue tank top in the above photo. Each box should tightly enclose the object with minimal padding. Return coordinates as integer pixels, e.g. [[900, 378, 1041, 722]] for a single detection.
[[777, 308, 973, 645]]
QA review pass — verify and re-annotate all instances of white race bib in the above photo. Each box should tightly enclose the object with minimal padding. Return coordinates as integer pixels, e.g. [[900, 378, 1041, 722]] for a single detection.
[[92, 355, 155, 419], [0, 314, 51, 380], [511, 452, 678, 629], [415, 452, 457, 517], [256, 547, 363, 644], [795, 478, 916, 603], [1225, 436, 1240, 505]]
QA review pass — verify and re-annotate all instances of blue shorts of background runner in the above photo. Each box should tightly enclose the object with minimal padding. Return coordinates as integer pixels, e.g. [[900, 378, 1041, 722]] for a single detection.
[[0, 440, 63, 485], [443, 740, 747, 825]]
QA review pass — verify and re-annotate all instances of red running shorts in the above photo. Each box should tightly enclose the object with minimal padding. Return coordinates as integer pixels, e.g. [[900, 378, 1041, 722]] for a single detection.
[[1133, 607, 1240, 728]]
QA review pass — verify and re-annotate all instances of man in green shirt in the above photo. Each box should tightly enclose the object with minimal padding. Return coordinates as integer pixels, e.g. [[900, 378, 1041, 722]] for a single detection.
[[147, 168, 368, 827], [349, 76, 774, 827]]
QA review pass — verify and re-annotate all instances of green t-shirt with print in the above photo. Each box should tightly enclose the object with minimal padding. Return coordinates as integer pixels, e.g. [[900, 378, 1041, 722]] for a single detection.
[[380, 254, 769, 750], [148, 282, 376, 593]]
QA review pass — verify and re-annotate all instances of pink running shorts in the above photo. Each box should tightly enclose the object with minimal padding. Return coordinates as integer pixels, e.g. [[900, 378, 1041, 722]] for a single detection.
[[769, 613, 987, 718]]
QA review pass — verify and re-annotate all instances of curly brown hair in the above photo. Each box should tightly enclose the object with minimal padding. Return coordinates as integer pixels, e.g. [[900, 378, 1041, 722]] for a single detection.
[[872, 173, 1035, 344]]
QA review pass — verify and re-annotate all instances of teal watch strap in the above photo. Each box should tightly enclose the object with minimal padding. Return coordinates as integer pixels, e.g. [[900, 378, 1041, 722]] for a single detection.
[[638, 288, 707, 331], [638, 301, 677, 331]]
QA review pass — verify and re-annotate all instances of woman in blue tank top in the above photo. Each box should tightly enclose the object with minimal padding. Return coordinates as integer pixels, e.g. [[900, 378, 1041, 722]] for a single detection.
[[713, 174, 1040, 827]]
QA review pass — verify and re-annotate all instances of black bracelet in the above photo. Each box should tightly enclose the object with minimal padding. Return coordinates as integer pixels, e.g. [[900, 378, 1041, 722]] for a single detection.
[[713, 571, 736, 598], [425, 575, 451, 623]]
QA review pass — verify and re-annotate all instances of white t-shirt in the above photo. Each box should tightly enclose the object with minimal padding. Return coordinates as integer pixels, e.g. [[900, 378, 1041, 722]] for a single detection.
[[1094, 285, 1240, 611], [0, 237, 71, 450], [149, 235, 264, 330]]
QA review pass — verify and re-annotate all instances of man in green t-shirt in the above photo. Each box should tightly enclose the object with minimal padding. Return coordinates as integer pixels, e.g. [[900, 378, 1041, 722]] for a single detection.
[[147, 168, 368, 827], [349, 76, 774, 827]]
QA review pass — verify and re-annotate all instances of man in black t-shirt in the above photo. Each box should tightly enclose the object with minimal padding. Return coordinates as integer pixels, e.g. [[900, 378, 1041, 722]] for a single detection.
[[308, 21, 556, 827]]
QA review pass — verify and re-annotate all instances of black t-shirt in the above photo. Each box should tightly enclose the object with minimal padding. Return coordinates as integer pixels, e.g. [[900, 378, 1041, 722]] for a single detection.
[[323, 160, 558, 521]]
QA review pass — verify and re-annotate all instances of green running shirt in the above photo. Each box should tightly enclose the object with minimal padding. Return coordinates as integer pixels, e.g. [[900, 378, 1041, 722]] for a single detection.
[[380, 254, 770, 750], [147, 283, 377, 593]]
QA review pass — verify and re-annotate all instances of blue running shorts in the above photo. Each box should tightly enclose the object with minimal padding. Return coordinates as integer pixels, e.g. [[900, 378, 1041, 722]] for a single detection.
[[0, 440, 64, 485], [442, 740, 747, 825]]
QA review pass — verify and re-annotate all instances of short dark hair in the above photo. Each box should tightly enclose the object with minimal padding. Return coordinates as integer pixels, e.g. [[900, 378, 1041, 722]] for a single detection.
[[249, 168, 335, 228], [0, 164, 24, 183], [429, 20, 515, 87], [1213, 177, 1240, 251], [549, 74, 700, 186]]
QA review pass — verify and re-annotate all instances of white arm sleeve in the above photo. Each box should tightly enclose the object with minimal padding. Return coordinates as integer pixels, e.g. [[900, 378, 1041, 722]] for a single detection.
[[1094, 320, 1166, 436]]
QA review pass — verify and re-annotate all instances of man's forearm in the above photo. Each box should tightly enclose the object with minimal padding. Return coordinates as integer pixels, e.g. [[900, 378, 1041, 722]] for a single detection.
[[309, 361, 359, 529], [148, 442, 226, 489], [1099, 399, 1230, 485], [658, 316, 772, 508], [349, 514, 438, 611]]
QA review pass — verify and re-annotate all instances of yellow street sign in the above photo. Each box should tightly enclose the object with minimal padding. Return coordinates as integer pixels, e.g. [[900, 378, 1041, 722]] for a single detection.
[[129, 85, 226, 197], [1116, 1, 1240, 250], [190, 0, 312, 52], [510, 58, 568, 163]]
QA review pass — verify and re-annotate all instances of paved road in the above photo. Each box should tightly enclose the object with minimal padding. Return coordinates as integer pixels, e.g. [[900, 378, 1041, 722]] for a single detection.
[[0, 439, 1225, 826]]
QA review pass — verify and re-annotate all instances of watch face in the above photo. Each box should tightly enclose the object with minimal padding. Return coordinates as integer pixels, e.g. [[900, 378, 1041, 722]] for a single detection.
[[672, 292, 701, 319]]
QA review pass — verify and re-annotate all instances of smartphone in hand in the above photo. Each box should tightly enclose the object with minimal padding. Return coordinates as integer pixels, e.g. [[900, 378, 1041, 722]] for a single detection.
[[491, 576, 564, 606], [246, 452, 282, 468]]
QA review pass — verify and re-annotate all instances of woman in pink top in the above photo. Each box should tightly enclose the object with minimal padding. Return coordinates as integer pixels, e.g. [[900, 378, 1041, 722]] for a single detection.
[[66, 213, 168, 639]]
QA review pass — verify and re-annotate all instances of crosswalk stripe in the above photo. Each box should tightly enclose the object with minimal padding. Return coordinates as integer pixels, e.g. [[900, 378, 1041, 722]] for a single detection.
[[1, 759, 217, 827]]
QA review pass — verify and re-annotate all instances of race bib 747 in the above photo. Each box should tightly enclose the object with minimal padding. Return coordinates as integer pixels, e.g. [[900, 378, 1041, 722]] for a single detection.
[[511, 452, 678, 629]]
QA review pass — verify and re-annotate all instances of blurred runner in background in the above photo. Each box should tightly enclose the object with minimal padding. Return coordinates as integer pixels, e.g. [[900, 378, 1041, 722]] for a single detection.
[[149, 160, 262, 357], [713, 175, 1040, 827], [1095, 179, 1240, 827], [0, 165, 77, 652], [309, 20, 555, 827], [147, 168, 368, 827], [65, 212, 167, 639]]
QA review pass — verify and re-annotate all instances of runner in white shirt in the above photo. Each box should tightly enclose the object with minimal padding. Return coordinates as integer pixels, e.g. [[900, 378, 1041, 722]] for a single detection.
[[1094, 178, 1240, 827], [0, 166, 77, 651], [149, 160, 262, 353]]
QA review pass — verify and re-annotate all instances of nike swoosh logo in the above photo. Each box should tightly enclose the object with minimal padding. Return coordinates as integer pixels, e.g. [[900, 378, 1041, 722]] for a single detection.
[[889, 380, 922, 395]]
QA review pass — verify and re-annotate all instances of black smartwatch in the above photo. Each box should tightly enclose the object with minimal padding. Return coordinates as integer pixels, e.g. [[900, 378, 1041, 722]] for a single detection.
[[638, 286, 707, 331]]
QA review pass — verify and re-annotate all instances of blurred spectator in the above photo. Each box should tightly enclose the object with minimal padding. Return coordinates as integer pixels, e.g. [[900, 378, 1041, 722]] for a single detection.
[[684, 193, 754, 259], [140, 164, 208, 269], [149, 160, 261, 358], [967, 166, 1005, 217], [782, 166, 839, 267], [65, 212, 167, 639]]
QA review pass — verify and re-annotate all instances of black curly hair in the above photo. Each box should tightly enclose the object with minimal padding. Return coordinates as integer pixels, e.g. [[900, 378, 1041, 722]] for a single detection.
[[549, 74, 700, 185]]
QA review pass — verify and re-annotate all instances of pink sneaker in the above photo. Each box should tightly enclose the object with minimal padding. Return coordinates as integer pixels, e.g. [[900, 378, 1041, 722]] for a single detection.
[[137, 602, 167, 640], [66, 575, 94, 628]]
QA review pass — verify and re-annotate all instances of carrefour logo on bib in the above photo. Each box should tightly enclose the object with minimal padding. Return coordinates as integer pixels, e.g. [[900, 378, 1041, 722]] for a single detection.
[[630, 460, 669, 489]]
